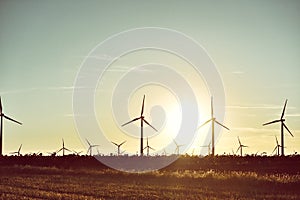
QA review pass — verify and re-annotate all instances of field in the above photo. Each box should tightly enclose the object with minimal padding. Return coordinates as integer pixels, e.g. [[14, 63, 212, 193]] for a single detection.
[[0, 156, 300, 200]]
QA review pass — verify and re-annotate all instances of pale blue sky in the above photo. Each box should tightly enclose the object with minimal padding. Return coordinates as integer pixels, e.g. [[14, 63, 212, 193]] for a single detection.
[[0, 0, 299, 155]]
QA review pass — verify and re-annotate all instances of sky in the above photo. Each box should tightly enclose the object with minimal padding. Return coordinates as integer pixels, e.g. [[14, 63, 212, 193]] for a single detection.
[[0, 0, 299, 156]]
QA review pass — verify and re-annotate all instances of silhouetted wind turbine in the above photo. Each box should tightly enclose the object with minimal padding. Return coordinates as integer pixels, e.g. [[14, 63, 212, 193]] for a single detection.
[[10, 144, 22, 156], [173, 139, 184, 155], [73, 150, 83, 156], [236, 137, 248, 156], [163, 149, 167, 156], [272, 136, 282, 156], [0, 97, 22, 156], [143, 137, 155, 156], [111, 141, 126, 156], [57, 139, 71, 156], [200, 142, 211, 156], [86, 139, 99, 156], [263, 99, 293, 156], [122, 95, 157, 156], [198, 97, 229, 156]]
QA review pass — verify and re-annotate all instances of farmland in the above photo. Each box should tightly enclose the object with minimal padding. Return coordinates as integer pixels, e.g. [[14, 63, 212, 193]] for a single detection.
[[0, 156, 300, 199]]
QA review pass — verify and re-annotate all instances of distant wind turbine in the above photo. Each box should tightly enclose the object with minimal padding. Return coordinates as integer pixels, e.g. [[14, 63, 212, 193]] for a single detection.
[[73, 150, 83, 156], [173, 139, 184, 155], [200, 142, 211, 156], [143, 137, 155, 156], [121, 95, 157, 156], [10, 144, 22, 156], [86, 139, 99, 156], [272, 136, 282, 156], [0, 96, 22, 156], [57, 139, 71, 156], [163, 149, 167, 156], [263, 99, 293, 156], [111, 141, 126, 156], [236, 137, 248, 156], [198, 97, 229, 156]]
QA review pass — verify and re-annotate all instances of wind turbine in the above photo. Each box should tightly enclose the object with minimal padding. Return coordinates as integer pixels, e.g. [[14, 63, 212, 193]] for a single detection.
[[263, 99, 293, 156], [86, 139, 99, 156], [143, 137, 155, 156], [56, 139, 71, 156], [163, 149, 167, 156], [0, 96, 22, 156], [272, 136, 281, 156], [198, 97, 229, 156], [200, 142, 211, 156], [10, 144, 22, 156], [111, 141, 126, 156], [236, 137, 248, 156], [173, 139, 184, 155], [73, 150, 83, 156], [121, 95, 157, 156]]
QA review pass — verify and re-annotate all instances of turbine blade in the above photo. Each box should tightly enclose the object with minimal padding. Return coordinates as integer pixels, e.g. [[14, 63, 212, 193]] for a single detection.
[[197, 119, 212, 129], [238, 137, 241, 145], [57, 148, 63, 153], [275, 136, 278, 145], [18, 144, 22, 152], [86, 139, 91, 146], [149, 146, 155, 150], [281, 99, 288, 119], [141, 95, 145, 116], [111, 142, 118, 146], [262, 119, 281, 126], [121, 117, 140, 127], [272, 146, 277, 154], [215, 120, 230, 130], [283, 123, 293, 137], [120, 141, 126, 146], [143, 119, 158, 131], [236, 146, 241, 153], [173, 139, 178, 146], [64, 147, 72, 152], [3, 115, 22, 125]]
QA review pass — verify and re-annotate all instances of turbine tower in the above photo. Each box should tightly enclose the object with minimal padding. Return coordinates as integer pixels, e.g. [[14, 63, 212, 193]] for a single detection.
[[10, 144, 22, 156], [122, 95, 157, 156], [0, 97, 22, 156], [111, 141, 126, 156], [263, 99, 293, 156], [86, 139, 99, 156], [198, 97, 229, 156], [143, 137, 155, 156], [236, 137, 248, 156], [57, 139, 71, 156]]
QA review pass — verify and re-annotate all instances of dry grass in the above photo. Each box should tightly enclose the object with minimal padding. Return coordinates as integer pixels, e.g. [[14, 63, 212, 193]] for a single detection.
[[0, 165, 299, 200]]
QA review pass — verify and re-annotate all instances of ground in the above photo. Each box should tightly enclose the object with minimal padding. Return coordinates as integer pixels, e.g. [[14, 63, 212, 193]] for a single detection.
[[0, 156, 299, 199]]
